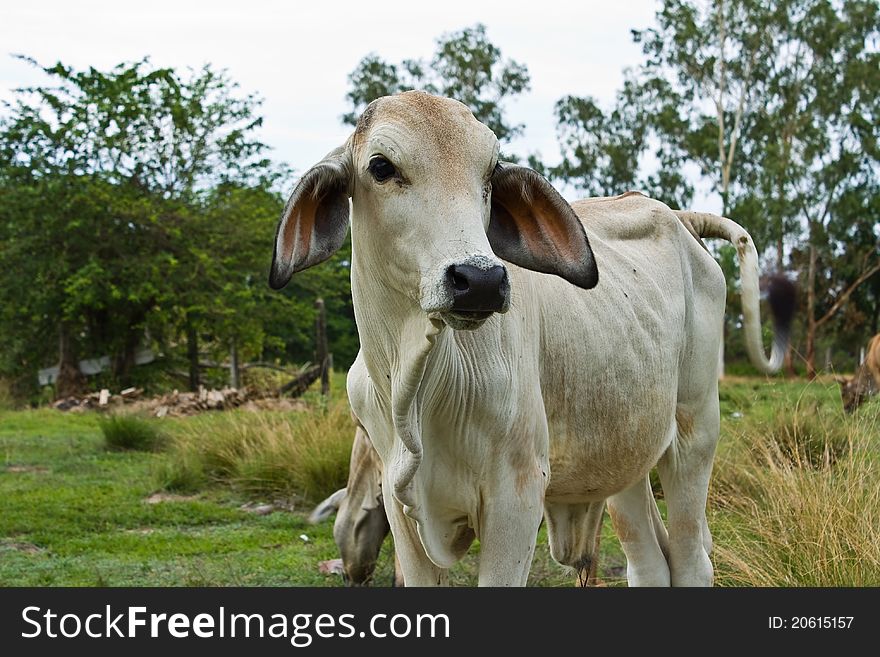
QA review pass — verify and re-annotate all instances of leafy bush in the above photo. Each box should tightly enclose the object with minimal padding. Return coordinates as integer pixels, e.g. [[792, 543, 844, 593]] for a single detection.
[[0, 378, 16, 411]]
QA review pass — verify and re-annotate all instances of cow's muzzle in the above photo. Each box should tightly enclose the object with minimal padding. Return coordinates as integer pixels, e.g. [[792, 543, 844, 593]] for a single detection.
[[446, 263, 510, 314], [421, 254, 510, 330]]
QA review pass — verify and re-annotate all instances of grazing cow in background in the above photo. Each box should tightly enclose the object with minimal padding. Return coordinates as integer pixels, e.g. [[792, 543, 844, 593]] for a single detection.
[[270, 91, 792, 586], [309, 421, 403, 586], [836, 334, 880, 413]]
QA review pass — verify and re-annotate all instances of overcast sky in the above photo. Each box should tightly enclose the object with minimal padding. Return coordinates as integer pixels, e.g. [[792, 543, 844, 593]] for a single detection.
[[1, 0, 718, 209]]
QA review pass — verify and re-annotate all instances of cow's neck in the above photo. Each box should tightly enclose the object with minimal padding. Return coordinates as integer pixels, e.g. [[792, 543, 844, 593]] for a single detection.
[[350, 234, 464, 513]]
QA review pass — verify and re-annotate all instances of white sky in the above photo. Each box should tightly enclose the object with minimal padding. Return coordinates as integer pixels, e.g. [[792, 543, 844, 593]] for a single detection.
[[0, 0, 719, 210]]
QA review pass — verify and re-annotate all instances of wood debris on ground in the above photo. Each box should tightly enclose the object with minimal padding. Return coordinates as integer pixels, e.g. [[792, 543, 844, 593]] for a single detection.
[[52, 385, 308, 417]]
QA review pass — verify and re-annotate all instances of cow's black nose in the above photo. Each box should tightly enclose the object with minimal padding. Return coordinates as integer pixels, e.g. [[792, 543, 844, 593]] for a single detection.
[[446, 264, 509, 313]]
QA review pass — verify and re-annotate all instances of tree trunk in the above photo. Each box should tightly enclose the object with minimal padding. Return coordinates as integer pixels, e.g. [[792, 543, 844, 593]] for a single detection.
[[783, 346, 796, 378], [872, 294, 879, 337], [186, 317, 200, 392], [805, 244, 818, 380], [55, 323, 84, 398], [229, 340, 240, 389], [112, 324, 141, 386]]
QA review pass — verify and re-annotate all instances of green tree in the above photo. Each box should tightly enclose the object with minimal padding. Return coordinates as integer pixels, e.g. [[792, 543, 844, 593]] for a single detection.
[[343, 24, 530, 144], [548, 77, 694, 209], [730, 0, 879, 377], [550, 0, 879, 377], [0, 58, 299, 397]]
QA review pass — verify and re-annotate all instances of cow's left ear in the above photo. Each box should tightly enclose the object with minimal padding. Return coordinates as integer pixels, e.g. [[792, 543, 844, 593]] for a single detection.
[[488, 163, 598, 289], [270, 146, 351, 290]]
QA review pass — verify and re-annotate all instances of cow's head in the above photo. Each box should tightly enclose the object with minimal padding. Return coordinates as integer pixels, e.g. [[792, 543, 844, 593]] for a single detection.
[[835, 375, 872, 414], [309, 426, 391, 586], [270, 91, 598, 330]]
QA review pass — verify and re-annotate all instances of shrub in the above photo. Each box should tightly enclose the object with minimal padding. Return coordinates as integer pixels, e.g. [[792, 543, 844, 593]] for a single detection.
[[100, 414, 167, 451], [156, 399, 355, 504], [0, 378, 16, 411]]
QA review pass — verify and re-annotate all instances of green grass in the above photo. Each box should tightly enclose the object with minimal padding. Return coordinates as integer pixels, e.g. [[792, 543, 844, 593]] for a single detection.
[[0, 376, 876, 586], [0, 408, 338, 586]]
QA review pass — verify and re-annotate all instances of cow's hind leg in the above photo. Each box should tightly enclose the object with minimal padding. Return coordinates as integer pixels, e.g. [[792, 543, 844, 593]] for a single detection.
[[655, 399, 719, 586], [607, 477, 670, 586], [383, 491, 448, 586], [544, 501, 605, 586]]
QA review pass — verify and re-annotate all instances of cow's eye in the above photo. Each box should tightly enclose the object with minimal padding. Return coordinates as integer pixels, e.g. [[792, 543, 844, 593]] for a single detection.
[[368, 156, 397, 183]]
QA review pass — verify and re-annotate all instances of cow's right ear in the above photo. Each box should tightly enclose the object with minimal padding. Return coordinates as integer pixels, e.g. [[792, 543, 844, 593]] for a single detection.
[[308, 488, 347, 524], [270, 146, 352, 290], [834, 376, 848, 387]]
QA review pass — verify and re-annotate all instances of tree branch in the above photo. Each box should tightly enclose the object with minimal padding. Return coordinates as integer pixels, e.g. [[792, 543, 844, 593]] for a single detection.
[[715, 0, 727, 176], [815, 260, 880, 329], [725, 48, 756, 173]]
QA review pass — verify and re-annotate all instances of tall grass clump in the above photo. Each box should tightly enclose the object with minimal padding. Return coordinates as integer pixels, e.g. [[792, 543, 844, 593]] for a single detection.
[[710, 407, 880, 586], [156, 399, 355, 504], [100, 414, 167, 451]]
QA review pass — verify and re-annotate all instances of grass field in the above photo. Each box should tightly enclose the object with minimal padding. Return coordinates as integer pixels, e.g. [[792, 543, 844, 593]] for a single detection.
[[1, 375, 877, 586]]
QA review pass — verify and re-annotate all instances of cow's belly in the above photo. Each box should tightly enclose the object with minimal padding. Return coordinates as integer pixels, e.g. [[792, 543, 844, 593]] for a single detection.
[[541, 357, 680, 503], [528, 241, 687, 502], [545, 392, 677, 502]]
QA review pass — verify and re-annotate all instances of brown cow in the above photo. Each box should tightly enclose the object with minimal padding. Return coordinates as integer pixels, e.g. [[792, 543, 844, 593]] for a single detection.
[[836, 334, 880, 414]]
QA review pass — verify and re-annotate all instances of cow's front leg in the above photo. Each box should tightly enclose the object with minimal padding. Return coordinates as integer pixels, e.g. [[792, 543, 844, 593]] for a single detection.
[[476, 487, 544, 587], [383, 489, 449, 586]]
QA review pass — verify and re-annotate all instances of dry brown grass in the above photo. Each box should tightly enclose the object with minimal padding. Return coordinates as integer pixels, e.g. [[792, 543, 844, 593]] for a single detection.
[[710, 407, 880, 586]]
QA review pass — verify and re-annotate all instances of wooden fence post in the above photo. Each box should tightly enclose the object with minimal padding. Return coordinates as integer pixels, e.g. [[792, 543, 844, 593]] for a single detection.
[[315, 298, 330, 397]]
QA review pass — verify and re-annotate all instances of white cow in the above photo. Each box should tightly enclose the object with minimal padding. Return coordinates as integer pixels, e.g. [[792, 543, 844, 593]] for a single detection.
[[270, 91, 791, 586]]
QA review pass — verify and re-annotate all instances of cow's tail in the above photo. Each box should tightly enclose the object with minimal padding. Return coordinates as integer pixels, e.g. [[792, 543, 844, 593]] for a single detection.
[[674, 211, 796, 375]]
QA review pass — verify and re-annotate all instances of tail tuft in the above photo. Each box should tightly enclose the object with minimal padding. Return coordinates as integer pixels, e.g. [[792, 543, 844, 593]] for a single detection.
[[766, 274, 796, 369], [767, 274, 797, 336]]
